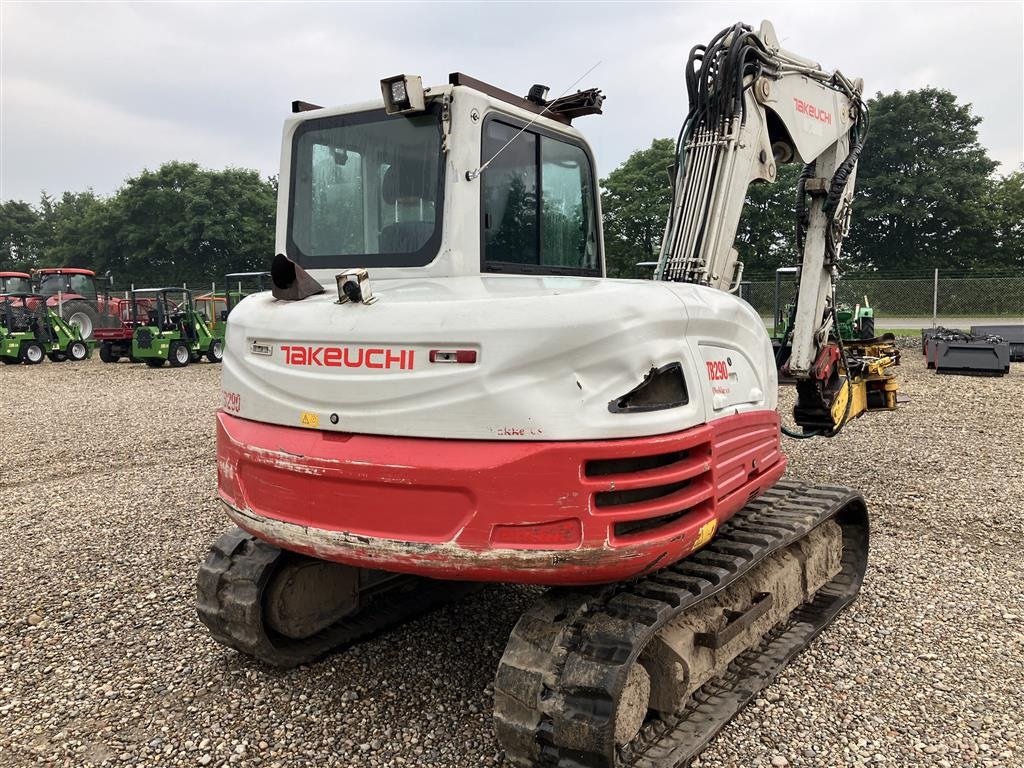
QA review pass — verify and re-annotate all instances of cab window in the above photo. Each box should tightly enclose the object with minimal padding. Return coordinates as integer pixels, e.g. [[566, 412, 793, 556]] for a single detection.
[[69, 274, 97, 301], [481, 117, 599, 275], [288, 107, 444, 269]]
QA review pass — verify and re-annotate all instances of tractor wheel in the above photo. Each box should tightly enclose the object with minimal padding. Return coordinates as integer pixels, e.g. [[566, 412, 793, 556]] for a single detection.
[[169, 341, 191, 368], [859, 316, 876, 340], [206, 339, 224, 363], [99, 343, 116, 363], [47, 351, 66, 363], [60, 300, 101, 340], [67, 341, 89, 361], [21, 342, 44, 364], [145, 359, 165, 368]]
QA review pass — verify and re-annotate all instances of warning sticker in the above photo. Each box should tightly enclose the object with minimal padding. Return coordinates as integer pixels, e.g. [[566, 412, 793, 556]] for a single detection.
[[299, 412, 320, 428], [691, 518, 718, 551]]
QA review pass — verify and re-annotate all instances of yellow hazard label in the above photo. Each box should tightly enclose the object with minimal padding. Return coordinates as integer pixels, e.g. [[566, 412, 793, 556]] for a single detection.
[[299, 412, 320, 428], [692, 518, 718, 551]]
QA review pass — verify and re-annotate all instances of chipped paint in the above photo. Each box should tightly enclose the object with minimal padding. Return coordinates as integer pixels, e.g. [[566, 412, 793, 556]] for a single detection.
[[225, 503, 651, 586]]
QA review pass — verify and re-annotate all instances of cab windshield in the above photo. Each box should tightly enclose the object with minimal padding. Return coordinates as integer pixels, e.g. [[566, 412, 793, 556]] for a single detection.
[[1, 277, 31, 293], [287, 106, 444, 269], [37, 273, 97, 300]]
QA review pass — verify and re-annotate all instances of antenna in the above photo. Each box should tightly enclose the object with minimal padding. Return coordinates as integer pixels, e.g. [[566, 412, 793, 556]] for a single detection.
[[465, 60, 602, 181]]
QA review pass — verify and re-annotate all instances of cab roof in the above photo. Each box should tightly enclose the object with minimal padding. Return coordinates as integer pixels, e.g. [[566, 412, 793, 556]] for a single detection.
[[35, 267, 96, 276]]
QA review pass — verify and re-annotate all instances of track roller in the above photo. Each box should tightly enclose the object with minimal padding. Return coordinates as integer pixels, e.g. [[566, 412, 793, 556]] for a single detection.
[[197, 527, 478, 668]]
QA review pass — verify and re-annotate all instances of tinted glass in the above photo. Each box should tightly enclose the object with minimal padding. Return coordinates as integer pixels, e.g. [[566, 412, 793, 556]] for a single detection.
[[37, 275, 66, 297], [482, 121, 538, 264], [2, 277, 31, 293], [288, 108, 443, 268], [540, 137, 597, 270], [69, 274, 97, 301], [482, 119, 598, 273]]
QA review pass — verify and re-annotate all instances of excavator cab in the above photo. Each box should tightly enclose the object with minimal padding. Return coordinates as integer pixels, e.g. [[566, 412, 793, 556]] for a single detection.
[[284, 74, 604, 283]]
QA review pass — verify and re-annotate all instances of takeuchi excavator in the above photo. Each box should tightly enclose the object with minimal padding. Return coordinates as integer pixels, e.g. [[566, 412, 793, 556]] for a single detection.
[[198, 21, 898, 766]]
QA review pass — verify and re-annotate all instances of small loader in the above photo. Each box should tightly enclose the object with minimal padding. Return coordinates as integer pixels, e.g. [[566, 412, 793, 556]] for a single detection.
[[129, 288, 224, 368], [0, 293, 91, 364]]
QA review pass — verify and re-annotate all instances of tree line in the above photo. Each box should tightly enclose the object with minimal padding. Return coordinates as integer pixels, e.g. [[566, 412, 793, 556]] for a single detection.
[[1, 163, 276, 289], [1, 88, 1021, 287], [601, 88, 1024, 280]]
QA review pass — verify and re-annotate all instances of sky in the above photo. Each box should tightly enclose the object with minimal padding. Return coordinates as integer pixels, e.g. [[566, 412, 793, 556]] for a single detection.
[[2, 1, 1022, 203]]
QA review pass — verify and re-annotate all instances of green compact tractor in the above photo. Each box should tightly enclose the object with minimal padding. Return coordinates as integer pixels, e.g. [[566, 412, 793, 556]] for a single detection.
[[130, 288, 224, 368], [776, 298, 875, 344], [836, 298, 875, 341], [0, 293, 92, 364]]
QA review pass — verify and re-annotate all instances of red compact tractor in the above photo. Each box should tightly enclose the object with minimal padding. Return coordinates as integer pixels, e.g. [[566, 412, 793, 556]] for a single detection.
[[33, 267, 125, 339]]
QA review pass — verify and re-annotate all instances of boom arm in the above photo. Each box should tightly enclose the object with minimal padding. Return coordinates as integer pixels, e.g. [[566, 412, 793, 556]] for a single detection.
[[655, 20, 867, 382]]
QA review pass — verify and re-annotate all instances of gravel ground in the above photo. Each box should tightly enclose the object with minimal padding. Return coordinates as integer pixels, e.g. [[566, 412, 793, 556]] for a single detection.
[[1, 353, 1021, 768]]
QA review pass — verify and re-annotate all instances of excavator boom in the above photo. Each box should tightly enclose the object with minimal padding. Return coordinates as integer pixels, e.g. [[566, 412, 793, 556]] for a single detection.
[[656, 21, 894, 435]]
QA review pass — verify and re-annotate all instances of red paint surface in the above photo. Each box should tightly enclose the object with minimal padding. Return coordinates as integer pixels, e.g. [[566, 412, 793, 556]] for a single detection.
[[92, 328, 135, 341], [217, 410, 786, 585], [34, 267, 97, 276]]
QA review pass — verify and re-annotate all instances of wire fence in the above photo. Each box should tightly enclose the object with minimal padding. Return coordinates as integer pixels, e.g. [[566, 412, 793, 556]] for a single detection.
[[105, 273, 256, 298], [92, 268, 1024, 328], [741, 272, 1024, 328]]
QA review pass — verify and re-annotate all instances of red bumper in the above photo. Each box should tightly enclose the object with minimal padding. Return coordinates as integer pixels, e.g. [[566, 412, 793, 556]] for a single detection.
[[217, 411, 786, 586]]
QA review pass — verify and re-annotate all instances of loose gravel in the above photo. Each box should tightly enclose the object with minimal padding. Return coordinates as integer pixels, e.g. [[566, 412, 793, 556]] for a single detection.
[[0, 353, 1021, 768]]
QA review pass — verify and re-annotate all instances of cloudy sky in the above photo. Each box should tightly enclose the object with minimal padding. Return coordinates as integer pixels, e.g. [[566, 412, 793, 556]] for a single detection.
[[2, 1, 1022, 203]]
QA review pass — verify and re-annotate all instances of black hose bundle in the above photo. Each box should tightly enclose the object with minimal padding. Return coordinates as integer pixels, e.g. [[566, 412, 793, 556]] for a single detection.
[[667, 24, 773, 243], [794, 162, 816, 255], [824, 94, 870, 215]]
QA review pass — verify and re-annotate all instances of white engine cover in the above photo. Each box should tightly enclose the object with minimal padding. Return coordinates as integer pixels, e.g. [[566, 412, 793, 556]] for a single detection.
[[221, 275, 777, 441]]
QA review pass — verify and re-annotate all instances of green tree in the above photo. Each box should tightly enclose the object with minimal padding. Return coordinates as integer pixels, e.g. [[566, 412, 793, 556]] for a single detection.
[[736, 164, 802, 279], [108, 162, 276, 285], [0, 200, 44, 270], [990, 171, 1024, 271], [845, 88, 998, 273], [600, 138, 675, 278], [37, 190, 114, 269]]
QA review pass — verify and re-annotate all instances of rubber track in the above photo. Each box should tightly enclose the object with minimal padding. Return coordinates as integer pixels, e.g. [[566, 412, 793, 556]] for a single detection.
[[494, 480, 869, 768], [197, 527, 478, 668]]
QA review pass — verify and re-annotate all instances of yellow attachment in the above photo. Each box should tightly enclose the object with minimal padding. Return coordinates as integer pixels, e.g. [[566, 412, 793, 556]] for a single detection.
[[830, 340, 900, 431]]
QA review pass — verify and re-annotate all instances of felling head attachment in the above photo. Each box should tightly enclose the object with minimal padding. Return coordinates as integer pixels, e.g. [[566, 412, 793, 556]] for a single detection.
[[270, 253, 325, 301]]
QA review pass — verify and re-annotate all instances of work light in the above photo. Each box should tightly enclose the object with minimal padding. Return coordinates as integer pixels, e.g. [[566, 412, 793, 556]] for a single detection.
[[336, 269, 376, 305], [381, 74, 425, 115]]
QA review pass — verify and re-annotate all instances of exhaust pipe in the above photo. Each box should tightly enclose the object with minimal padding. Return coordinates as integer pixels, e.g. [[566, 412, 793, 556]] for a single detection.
[[270, 253, 324, 301]]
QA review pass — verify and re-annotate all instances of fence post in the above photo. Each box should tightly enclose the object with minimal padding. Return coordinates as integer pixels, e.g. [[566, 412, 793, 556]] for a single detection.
[[932, 268, 939, 327]]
